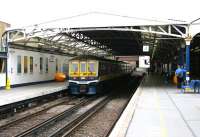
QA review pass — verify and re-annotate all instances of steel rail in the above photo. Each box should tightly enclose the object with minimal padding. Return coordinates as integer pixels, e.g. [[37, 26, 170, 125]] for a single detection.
[[0, 96, 76, 130], [50, 96, 110, 137], [14, 97, 91, 137]]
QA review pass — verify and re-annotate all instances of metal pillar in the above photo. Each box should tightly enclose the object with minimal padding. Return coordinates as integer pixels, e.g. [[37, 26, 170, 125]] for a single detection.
[[180, 47, 184, 67], [5, 32, 10, 90], [185, 38, 192, 87], [185, 45, 190, 71]]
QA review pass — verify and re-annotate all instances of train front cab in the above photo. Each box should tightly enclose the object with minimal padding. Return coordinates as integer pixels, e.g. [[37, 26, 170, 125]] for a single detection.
[[68, 60, 98, 95]]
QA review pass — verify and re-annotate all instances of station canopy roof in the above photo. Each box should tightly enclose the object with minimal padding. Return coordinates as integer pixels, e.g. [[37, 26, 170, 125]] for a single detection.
[[25, 12, 187, 28], [3, 12, 192, 61]]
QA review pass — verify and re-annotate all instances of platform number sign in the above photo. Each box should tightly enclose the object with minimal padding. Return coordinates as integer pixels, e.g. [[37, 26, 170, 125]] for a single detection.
[[143, 45, 149, 52], [139, 56, 150, 68]]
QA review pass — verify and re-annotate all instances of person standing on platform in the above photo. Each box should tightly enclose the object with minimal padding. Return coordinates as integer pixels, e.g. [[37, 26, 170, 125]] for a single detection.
[[175, 66, 186, 88]]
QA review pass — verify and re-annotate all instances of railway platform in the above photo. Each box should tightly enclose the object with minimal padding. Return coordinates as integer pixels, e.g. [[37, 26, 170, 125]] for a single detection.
[[109, 74, 200, 137], [0, 82, 68, 107]]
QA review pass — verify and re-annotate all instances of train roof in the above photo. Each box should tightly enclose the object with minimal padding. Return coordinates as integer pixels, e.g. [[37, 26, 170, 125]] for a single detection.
[[69, 55, 127, 64]]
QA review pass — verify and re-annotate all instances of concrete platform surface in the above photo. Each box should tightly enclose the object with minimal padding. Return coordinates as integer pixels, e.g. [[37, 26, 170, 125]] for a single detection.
[[110, 75, 200, 137], [0, 82, 68, 106]]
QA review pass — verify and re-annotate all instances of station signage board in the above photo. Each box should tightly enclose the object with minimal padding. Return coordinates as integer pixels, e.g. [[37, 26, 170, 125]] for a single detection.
[[143, 45, 149, 52], [139, 56, 150, 68]]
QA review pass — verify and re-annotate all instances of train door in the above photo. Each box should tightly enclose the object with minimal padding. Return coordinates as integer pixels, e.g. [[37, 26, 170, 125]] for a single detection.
[[62, 63, 69, 76], [0, 58, 6, 87]]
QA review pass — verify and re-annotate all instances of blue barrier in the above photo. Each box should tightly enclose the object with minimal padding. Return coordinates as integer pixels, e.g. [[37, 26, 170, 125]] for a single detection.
[[181, 80, 200, 93], [192, 80, 200, 93]]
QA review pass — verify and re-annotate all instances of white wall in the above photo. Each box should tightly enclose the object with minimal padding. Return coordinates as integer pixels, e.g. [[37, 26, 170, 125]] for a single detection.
[[0, 73, 6, 87], [0, 48, 72, 87]]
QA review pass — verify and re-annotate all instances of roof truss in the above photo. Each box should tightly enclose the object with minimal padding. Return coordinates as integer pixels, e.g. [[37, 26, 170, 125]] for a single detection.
[[1, 22, 189, 57]]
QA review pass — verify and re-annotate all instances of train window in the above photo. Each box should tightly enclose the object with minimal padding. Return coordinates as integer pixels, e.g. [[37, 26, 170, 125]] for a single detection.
[[40, 57, 43, 73], [0, 58, 5, 73], [30, 56, 33, 73], [56, 58, 58, 72], [71, 62, 78, 73], [99, 62, 106, 75], [17, 55, 21, 73], [45, 57, 48, 73], [88, 62, 95, 72], [24, 56, 28, 73], [80, 62, 86, 72]]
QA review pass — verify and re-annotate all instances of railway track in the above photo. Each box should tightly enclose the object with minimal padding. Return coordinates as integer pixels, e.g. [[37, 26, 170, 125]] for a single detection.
[[14, 95, 109, 137], [49, 96, 110, 137], [0, 90, 67, 120], [68, 76, 141, 137], [0, 96, 74, 128], [0, 92, 111, 137], [0, 96, 88, 137]]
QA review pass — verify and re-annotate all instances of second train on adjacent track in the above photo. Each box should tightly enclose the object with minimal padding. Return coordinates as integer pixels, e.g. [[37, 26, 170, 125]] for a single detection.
[[68, 55, 132, 95]]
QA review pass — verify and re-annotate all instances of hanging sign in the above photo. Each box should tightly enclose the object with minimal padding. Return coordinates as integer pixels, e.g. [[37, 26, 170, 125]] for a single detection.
[[143, 45, 149, 52]]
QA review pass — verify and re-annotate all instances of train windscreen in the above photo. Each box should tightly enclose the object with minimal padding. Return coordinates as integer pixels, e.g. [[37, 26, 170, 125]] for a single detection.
[[80, 62, 86, 73], [88, 62, 97, 76], [70, 62, 79, 73], [88, 63, 95, 72], [80, 62, 87, 77]]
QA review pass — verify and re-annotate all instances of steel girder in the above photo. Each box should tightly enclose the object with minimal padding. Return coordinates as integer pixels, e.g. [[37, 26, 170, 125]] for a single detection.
[[3, 29, 110, 56], [2, 22, 189, 58], [69, 24, 188, 38], [64, 32, 112, 53]]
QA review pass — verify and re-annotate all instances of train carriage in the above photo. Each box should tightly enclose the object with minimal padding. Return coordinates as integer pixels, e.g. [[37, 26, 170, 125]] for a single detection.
[[0, 45, 71, 88], [68, 55, 131, 95]]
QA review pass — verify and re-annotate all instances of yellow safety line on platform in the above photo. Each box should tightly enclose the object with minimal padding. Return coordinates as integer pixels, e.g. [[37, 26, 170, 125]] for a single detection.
[[154, 91, 168, 137]]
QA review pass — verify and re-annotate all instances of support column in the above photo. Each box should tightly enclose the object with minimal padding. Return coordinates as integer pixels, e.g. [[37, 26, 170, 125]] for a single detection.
[[180, 47, 184, 67], [185, 37, 192, 86], [5, 32, 10, 90], [185, 44, 190, 71]]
